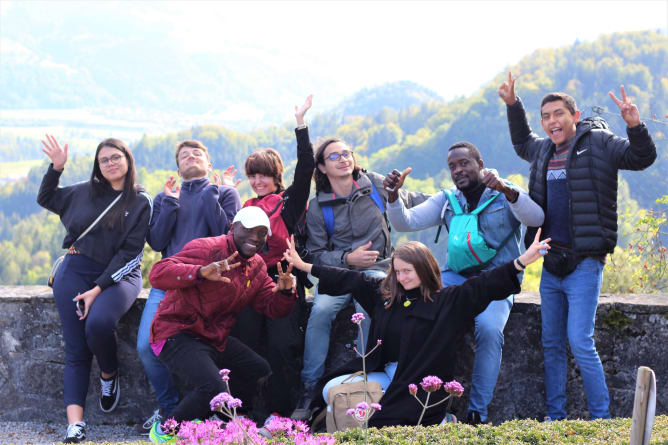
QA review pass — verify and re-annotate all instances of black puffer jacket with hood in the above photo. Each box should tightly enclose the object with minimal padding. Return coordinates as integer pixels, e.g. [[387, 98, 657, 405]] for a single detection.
[[506, 97, 656, 255]]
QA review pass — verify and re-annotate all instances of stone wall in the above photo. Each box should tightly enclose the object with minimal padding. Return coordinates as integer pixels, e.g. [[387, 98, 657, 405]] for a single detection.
[[0, 286, 666, 425]]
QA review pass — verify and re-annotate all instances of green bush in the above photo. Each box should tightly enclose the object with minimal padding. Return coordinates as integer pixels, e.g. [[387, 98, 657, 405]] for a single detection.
[[72, 415, 668, 444]]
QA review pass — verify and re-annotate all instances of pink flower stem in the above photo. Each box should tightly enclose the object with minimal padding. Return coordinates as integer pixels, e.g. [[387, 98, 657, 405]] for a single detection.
[[416, 392, 431, 426]]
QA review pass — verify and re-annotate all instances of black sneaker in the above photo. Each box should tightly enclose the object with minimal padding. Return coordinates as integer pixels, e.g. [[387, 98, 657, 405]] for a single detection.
[[466, 410, 482, 425], [100, 373, 120, 412], [63, 421, 86, 443], [290, 382, 317, 421]]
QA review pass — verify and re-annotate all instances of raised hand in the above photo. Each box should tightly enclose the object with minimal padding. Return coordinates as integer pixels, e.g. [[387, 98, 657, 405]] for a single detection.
[[220, 165, 241, 188], [383, 168, 412, 203], [272, 262, 296, 293], [295, 94, 313, 126], [345, 241, 379, 268], [41, 134, 68, 170], [164, 176, 180, 199], [497, 71, 517, 106], [516, 228, 551, 269], [198, 252, 241, 282], [608, 85, 641, 128]]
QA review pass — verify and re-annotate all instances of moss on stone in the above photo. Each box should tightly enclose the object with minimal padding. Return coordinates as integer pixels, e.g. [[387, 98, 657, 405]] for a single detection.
[[604, 309, 634, 331]]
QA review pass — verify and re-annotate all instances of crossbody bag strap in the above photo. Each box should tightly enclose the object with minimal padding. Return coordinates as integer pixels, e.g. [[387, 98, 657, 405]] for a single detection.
[[75, 193, 122, 242]]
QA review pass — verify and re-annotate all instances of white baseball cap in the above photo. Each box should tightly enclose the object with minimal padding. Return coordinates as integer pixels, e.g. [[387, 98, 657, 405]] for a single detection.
[[232, 206, 272, 235]]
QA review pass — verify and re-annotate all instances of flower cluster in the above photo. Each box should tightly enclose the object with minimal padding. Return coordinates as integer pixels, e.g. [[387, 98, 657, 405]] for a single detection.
[[176, 417, 268, 445], [346, 401, 382, 423], [219, 368, 231, 382], [161, 418, 178, 435], [172, 370, 336, 445], [419, 375, 443, 392], [444, 380, 465, 397], [351, 312, 366, 324], [210, 391, 242, 411], [261, 415, 335, 445], [409, 376, 464, 426]]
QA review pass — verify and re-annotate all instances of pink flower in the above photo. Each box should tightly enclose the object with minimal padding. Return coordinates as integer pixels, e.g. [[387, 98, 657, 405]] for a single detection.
[[408, 383, 418, 396], [346, 408, 356, 416], [370, 403, 381, 411], [356, 401, 369, 410], [162, 418, 178, 434], [222, 375, 230, 381], [219, 368, 231, 376], [227, 397, 243, 408], [420, 375, 443, 392], [444, 380, 465, 397], [351, 312, 366, 324], [376, 339, 382, 345], [209, 392, 234, 410]]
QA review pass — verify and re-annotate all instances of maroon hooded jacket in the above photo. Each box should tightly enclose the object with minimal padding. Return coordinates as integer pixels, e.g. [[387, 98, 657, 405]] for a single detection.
[[149, 233, 295, 352]]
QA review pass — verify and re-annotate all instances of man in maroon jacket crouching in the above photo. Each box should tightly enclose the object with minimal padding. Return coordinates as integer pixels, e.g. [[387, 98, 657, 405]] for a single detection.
[[148, 206, 297, 424]]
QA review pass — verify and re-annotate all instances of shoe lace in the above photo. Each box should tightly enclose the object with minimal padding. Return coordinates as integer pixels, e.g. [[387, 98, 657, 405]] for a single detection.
[[100, 378, 114, 397], [66, 422, 84, 438], [143, 409, 163, 429]]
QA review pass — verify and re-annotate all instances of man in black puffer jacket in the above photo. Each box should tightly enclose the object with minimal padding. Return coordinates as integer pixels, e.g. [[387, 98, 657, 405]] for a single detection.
[[498, 72, 656, 421]]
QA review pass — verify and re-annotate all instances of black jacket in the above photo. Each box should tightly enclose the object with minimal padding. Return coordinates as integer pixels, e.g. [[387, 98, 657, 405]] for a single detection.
[[507, 98, 657, 255], [311, 261, 521, 427], [37, 164, 152, 289]]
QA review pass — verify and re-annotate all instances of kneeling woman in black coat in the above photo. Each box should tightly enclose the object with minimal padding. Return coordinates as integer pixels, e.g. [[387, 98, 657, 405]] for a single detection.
[[283, 230, 549, 427]]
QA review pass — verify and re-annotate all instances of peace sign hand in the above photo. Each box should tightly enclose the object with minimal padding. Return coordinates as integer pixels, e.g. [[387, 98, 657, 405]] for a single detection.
[[272, 262, 296, 293], [41, 134, 68, 171], [199, 252, 241, 282], [497, 71, 517, 106], [608, 85, 640, 128]]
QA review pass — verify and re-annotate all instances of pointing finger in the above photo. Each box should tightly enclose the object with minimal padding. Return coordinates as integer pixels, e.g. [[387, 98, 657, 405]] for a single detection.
[[620, 85, 627, 103], [286, 263, 293, 275], [277, 261, 284, 276]]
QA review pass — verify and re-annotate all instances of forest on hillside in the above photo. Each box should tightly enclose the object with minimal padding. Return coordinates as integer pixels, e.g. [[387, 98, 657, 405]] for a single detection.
[[0, 30, 666, 291]]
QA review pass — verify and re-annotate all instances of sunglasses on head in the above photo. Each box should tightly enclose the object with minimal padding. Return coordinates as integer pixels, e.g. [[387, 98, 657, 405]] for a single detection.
[[325, 150, 353, 162]]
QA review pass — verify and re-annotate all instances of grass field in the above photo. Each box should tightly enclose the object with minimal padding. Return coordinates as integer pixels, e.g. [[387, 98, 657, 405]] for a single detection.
[[0, 159, 42, 181]]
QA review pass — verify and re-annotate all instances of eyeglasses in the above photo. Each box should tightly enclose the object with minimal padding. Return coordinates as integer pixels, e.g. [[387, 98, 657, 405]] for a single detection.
[[325, 150, 353, 162], [99, 154, 124, 166]]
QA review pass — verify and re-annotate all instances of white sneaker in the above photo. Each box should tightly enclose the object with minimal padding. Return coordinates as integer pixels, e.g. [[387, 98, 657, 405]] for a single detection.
[[63, 421, 86, 443]]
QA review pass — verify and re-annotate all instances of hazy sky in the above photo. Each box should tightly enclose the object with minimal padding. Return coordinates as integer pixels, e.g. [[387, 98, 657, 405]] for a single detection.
[[1, 0, 666, 130], [3, 1, 667, 99]]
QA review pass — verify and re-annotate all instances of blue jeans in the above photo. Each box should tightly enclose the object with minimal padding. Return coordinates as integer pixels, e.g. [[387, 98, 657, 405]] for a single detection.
[[301, 268, 386, 386], [322, 362, 398, 407], [540, 258, 610, 420], [442, 270, 513, 422], [136, 288, 179, 416]]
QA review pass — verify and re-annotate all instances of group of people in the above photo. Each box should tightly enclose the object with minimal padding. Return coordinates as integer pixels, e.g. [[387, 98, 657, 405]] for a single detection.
[[37, 77, 657, 443]]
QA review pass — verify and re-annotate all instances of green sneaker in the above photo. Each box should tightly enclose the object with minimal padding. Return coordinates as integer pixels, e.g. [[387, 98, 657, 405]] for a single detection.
[[149, 421, 176, 444]]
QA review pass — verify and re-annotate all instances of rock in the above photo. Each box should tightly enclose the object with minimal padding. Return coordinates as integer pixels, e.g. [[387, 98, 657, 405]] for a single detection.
[[0, 286, 666, 425]]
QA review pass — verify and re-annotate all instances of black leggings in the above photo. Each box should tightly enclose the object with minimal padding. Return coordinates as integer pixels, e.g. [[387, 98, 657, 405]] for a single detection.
[[158, 333, 271, 422], [52, 253, 141, 407]]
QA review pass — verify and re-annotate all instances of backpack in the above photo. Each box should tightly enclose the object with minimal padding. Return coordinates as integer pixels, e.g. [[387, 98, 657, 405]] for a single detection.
[[321, 179, 385, 238], [442, 190, 515, 274], [325, 371, 384, 433]]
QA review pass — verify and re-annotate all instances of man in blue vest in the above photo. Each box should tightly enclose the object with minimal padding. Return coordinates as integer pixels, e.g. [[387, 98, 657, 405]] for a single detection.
[[291, 137, 426, 421], [384, 141, 544, 424]]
